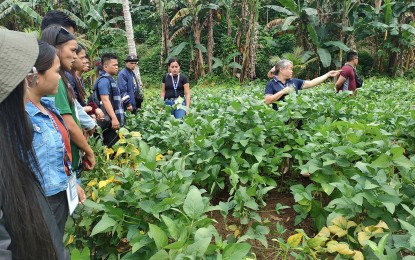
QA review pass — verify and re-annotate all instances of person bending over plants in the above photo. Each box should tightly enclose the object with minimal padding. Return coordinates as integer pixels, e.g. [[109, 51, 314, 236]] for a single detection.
[[265, 59, 341, 111]]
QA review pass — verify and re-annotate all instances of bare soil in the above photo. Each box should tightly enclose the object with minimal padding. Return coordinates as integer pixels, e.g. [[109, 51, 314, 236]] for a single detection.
[[209, 176, 316, 260]]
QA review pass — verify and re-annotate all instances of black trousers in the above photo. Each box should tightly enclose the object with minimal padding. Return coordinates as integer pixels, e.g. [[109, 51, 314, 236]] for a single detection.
[[102, 128, 120, 148], [47, 190, 69, 237]]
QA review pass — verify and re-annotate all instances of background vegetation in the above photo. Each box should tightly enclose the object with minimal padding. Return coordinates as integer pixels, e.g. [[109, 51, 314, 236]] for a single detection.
[[1, 0, 414, 84]]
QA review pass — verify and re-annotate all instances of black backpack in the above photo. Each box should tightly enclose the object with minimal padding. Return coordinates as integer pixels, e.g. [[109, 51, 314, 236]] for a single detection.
[[345, 64, 363, 88]]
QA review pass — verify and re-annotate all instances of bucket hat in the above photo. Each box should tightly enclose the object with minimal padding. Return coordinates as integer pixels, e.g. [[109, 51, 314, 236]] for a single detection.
[[124, 54, 139, 62], [0, 29, 38, 103]]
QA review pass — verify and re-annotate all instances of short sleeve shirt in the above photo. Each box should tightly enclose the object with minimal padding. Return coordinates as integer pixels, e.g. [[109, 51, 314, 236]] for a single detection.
[[265, 77, 305, 111], [340, 64, 356, 91], [162, 73, 189, 99], [97, 77, 111, 96]]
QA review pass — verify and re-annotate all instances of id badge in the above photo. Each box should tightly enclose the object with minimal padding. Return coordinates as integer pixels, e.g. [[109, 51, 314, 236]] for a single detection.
[[66, 174, 79, 215]]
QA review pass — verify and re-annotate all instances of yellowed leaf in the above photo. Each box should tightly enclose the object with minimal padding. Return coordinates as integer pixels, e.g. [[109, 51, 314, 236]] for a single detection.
[[287, 233, 303, 248], [307, 237, 327, 248], [331, 216, 348, 229], [347, 220, 357, 229], [91, 191, 97, 201], [156, 153, 164, 161], [358, 231, 371, 246], [228, 225, 238, 231], [353, 251, 364, 260], [87, 180, 97, 187], [116, 147, 126, 157], [167, 150, 173, 155], [106, 148, 114, 160], [234, 229, 240, 238], [326, 240, 339, 253], [108, 176, 115, 183], [98, 180, 109, 189], [65, 234, 74, 246], [130, 131, 141, 137], [336, 243, 354, 255], [374, 220, 389, 230], [317, 227, 330, 238], [328, 225, 347, 237]]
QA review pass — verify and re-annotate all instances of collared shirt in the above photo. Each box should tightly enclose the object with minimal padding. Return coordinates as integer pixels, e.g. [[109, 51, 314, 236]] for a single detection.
[[95, 71, 125, 126], [117, 68, 140, 109], [265, 76, 305, 111], [26, 97, 70, 196]]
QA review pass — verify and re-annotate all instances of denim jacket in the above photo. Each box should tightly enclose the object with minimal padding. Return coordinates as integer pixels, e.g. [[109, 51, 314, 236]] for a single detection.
[[26, 97, 69, 197]]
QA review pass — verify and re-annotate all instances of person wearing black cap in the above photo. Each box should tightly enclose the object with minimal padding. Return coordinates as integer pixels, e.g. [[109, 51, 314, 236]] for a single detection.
[[118, 54, 143, 114]]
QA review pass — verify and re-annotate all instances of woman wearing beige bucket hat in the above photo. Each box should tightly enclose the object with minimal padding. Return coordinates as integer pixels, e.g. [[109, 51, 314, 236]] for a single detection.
[[0, 30, 68, 259]]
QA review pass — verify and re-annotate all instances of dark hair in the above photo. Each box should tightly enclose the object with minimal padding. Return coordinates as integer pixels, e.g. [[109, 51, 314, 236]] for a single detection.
[[41, 10, 77, 32], [0, 82, 58, 259], [167, 57, 180, 67], [35, 42, 56, 75], [101, 53, 118, 66], [40, 25, 76, 107], [71, 44, 87, 102], [40, 25, 76, 47], [346, 51, 358, 62]]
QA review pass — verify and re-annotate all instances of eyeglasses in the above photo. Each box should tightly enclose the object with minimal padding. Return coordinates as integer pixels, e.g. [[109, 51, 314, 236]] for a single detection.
[[55, 26, 71, 45]]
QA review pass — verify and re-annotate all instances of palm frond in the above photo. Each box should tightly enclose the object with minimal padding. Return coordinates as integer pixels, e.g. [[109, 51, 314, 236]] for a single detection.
[[170, 8, 190, 26], [265, 18, 285, 31], [170, 26, 189, 42]]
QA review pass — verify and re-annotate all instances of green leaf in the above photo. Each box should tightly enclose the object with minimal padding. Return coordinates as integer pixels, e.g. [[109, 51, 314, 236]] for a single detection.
[[70, 247, 90, 260], [324, 41, 350, 51], [148, 224, 168, 250], [228, 62, 242, 70], [276, 0, 298, 14], [90, 214, 116, 236], [183, 188, 204, 219], [148, 250, 169, 260], [212, 57, 223, 69], [282, 16, 298, 31], [195, 43, 207, 53], [161, 215, 179, 240], [265, 5, 294, 16], [222, 243, 252, 260], [307, 25, 319, 47], [317, 48, 331, 68], [372, 154, 391, 168], [382, 202, 395, 214]]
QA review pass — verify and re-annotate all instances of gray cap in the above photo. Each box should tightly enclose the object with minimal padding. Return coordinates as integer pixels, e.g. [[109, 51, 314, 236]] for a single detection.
[[0, 29, 38, 103]]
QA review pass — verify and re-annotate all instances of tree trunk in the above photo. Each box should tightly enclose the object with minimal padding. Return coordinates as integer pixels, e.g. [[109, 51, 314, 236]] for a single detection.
[[240, 0, 258, 82], [207, 10, 214, 73], [159, 0, 169, 68], [121, 0, 143, 85], [189, 1, 205, 80]]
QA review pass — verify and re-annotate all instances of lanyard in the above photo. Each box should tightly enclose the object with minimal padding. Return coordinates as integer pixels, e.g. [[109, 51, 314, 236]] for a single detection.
[[170, 73, 180, 98], [28, 100, 72, 176]]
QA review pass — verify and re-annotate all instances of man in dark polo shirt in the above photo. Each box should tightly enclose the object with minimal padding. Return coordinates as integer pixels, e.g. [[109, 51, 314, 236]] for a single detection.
[[265, 59, 341, 111], [335, 51, 358, 93]]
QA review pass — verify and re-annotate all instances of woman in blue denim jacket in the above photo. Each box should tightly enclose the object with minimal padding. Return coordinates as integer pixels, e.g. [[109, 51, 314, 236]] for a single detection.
[[25, 42, 85, 236]]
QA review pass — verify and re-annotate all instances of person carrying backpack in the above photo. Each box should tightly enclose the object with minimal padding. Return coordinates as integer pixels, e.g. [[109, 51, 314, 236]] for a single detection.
[[91, 53, 125, 147], [335, 51, 361, 94]]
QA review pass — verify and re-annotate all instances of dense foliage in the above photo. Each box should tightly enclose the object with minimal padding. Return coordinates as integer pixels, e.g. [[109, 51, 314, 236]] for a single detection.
[[1, 0, 414, 82], [67, 77, 415, 259]]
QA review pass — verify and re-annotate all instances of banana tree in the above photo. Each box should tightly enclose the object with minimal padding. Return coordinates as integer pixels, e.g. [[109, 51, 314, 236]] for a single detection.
[[364, 0, 415, 75], [0, 0, 42, 29]]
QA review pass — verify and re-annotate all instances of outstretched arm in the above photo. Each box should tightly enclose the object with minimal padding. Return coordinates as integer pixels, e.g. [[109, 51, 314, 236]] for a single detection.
[[303, 70, 341, 89]]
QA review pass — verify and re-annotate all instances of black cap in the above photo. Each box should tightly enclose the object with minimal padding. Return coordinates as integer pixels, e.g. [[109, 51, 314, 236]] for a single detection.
[[125, 54, 139, 62]]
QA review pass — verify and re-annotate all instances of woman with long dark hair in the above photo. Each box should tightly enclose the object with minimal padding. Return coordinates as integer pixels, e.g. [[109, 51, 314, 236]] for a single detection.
[[41, 25, 96, 175], [0, 29, 68, 259]]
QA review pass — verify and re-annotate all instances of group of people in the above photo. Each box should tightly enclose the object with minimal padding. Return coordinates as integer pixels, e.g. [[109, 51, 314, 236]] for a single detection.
[[0, 9, 192, 259], [0, 8, 358, 258]]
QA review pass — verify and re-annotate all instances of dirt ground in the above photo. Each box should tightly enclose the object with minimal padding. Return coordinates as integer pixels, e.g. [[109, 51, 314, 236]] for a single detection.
[[209, 177, 315, 260]]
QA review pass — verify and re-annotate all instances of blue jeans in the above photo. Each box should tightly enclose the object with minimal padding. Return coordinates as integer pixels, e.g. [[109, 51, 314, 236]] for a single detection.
[[165, 99, 186, 119]]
